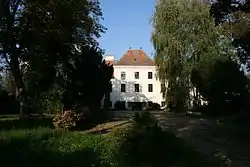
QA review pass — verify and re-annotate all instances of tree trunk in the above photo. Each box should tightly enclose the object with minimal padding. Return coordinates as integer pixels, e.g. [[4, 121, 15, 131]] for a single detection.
[[2, 0, 27, 117], [10, 61, 27, 117]]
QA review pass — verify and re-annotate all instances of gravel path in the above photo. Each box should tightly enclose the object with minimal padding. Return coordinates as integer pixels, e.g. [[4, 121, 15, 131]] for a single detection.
[[155, 113, 250, 167], [112, 110, 250, 167]]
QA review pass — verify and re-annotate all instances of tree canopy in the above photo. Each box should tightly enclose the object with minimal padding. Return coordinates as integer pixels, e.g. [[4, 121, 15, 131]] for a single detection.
[[210, 0, 250, 70], [0, 0, 111, 115], [151, 0, 232, 112]]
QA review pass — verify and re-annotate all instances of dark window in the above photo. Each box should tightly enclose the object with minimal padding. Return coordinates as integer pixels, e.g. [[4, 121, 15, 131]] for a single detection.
[[121, 84, 126, 92], [161, 101, 166, 107], [148, 72, 153, 79], [161, 83, 166, 92], [148, 84, 153, 92], [134, 84, 140, 92], [121, 72, 126, 80], [134, 72, 139, 79], [162, 92, 166, 99]]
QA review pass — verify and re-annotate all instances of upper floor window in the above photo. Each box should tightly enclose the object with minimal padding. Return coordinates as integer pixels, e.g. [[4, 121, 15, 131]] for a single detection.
[[121, 72, 126, 80], [134, 72, 139, 79], [134, 84, 140, 92], [148, 84, 153, 92], [121, 84, 126, 92], [148, 72, 153, 79]]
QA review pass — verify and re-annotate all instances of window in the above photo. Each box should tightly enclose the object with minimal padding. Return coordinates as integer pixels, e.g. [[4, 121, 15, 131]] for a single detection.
[[161, 83, 166, 92], [161, 101, 166, 107], [148, 72, 153, 79], [121, 84, 126, 92], [134, 72, 139, 79], [148, 84, 153, 92], [121, 72, 126, 80], [162, 92, 166, 99], [134, 84, 140, 92]]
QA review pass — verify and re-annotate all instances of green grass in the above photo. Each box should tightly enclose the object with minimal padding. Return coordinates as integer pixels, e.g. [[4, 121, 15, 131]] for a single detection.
[[0, 115, 53, 130], [0, 128, 118, 167], [0, 116, 225, 167]]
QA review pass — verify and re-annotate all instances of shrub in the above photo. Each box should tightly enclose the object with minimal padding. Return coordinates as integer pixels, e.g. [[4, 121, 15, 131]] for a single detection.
[[40, 89, 62, 114], [133, 111, 158, 128], [147, 102, 161, 111], [114, 101, 126, 110], [52, 110, 86, 131], [116, 112, 182, 167]]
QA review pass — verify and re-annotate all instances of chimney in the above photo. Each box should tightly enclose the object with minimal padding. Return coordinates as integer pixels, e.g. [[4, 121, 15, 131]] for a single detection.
[[104, 55, 115, 62]]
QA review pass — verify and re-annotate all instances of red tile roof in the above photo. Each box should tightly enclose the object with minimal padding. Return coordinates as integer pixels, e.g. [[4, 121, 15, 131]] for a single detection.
[[115, 49, 154, 66]]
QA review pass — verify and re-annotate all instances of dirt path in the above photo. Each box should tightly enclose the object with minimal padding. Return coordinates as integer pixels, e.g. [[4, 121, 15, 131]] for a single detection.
[[107, 110, 250, 166], [154, 113, 250, 167]]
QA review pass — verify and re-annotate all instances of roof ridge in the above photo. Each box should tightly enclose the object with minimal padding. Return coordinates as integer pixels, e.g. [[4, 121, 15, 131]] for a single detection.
[[115, 49, 154, 66]]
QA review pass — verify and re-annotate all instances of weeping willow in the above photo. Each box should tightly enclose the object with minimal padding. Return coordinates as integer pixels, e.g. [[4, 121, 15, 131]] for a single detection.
[[151, 0, 233, 112]]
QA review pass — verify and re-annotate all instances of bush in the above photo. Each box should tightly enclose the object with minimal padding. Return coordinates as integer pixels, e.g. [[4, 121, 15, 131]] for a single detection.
[[116, 112, 182, 167], [114, 101, 126, 110], [133, 111, 158, 128], [53, 110, 86, 131], [39, 89, 62, 114], [147, 102, 161, 111], [191, 56, 249, 116]]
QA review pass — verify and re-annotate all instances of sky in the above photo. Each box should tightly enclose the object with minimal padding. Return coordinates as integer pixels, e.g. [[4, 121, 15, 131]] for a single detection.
[[98, 0, 156, 59]]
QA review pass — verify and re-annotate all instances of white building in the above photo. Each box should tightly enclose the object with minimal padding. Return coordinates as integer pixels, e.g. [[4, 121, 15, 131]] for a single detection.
[[104, 49, 164, 110]]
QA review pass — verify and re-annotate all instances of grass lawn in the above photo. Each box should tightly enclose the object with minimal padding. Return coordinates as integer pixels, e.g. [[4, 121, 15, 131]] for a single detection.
[[0, 114, 224, 167]]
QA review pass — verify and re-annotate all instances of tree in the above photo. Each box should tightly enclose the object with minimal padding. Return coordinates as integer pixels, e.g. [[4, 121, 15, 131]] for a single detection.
[[191, 56, 249, 116], [151, 0, 231, 112], [61, 46, 113, 119], [210, 0, 250, 70], [0, 0, 106, 115]]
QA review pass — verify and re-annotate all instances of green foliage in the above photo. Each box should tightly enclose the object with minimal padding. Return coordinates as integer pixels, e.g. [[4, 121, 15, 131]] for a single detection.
[[53, 110, 86, 131], [108, 111, 220, 167], [0, 117, 223, 167], [0, 128, 118, 167], [0, 0, 107, 114], [61, 47, 114, 112], [191, 56, 249, 115], [210, 0, 250, 70], [133, 111, 158, 128], [0, 117, 53, 130], [39, 89, 62, 114], [151, 0, 232, 112]]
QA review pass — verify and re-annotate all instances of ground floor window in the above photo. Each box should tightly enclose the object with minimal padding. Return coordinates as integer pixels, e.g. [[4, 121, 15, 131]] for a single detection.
[[161, 101, 166, 107]]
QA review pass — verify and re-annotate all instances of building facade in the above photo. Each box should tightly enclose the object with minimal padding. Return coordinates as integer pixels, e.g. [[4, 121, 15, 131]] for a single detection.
[[105, 49, 164, 110]]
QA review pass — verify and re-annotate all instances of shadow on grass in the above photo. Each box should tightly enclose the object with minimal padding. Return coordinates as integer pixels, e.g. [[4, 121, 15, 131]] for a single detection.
[[1, 143, 102, 167], [0, 130, 111, 167], [0, 117, 53, 130]]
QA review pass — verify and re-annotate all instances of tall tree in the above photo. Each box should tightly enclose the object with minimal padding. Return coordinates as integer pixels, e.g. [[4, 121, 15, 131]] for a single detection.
[[0, 0, 106, 115], [151, 0, 232, 112]]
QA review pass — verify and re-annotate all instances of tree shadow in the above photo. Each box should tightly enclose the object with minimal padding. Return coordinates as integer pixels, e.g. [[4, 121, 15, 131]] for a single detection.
[[1, 142, 103, 167], [115, 122, 222, 167], [155, 113, 250, 166], [111, 78, 149, 106], [0, 117, 53, 130]]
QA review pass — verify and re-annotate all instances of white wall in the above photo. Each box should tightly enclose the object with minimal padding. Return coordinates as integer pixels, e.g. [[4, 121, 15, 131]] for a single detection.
[[110, 65, 164, 108]]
